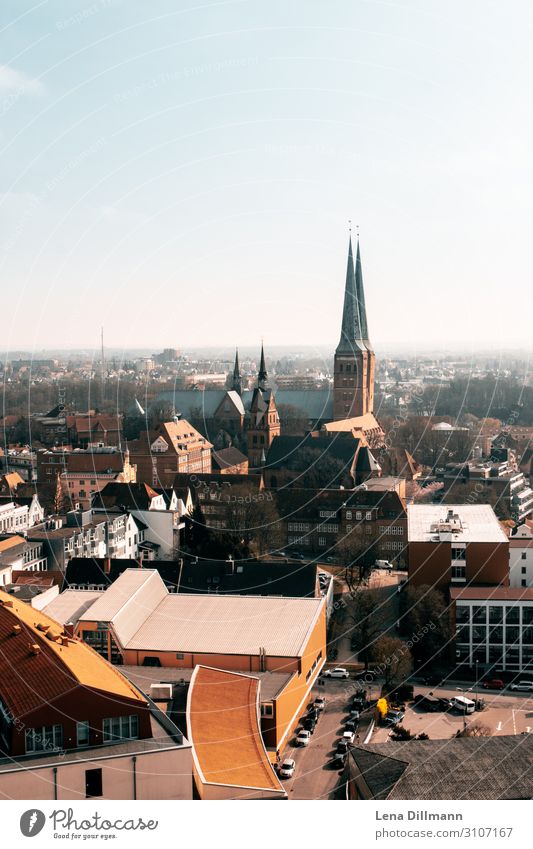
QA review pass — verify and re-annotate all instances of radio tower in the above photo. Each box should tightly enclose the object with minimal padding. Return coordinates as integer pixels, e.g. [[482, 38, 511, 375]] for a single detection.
[[100, 327, 106, 400]]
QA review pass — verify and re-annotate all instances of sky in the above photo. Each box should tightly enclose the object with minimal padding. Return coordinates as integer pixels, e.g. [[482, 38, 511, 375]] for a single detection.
[[1, 0, 532, 356]]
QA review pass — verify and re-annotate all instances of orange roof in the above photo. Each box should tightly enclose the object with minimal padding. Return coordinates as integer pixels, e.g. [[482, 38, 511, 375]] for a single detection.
[[0, 591, 146, 717], [187, 666, 285, 796], [0, 535, 26, 553], [2, 472, 24, 490]]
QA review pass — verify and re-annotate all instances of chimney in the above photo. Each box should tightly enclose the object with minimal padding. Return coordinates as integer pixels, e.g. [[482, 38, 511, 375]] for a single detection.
[[29, 643, 41, 655], [64, 622, 75, 638], [12, 624, 22, 636]]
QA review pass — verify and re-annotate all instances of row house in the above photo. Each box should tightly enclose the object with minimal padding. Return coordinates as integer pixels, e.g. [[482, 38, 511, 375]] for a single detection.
[[0, 495, 43, 534]]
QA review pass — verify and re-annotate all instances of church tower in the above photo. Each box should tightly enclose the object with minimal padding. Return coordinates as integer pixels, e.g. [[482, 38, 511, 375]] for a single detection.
[[231, 348, 242, 395], [333, 236, 375, 420], [246, 343, 281, 470]]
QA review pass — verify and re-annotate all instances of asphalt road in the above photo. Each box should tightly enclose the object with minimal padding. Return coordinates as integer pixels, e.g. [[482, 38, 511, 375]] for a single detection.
[[279, 679, 372, 800]]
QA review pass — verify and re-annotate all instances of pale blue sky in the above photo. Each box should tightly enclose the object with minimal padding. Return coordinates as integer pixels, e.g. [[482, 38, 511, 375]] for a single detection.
[[1, 0, 532, 354]]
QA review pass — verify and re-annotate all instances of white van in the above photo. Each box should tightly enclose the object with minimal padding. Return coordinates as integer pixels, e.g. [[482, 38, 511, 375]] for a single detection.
[[375, 560, 393, 571], [451, 695, 475, 715]]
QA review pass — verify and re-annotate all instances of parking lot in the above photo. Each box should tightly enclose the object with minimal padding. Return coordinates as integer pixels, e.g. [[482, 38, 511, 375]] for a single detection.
[[371, 684, 533, 743], [279, 678, 373, 800]]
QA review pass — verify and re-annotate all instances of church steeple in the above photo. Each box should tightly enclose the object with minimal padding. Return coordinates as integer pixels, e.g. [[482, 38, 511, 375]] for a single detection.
[[355, 239, 372, 352], [333, 231, 376, 421], [258, 342, 268, 390], [232, 348, 242, 395], [336, 236, 365, 355]]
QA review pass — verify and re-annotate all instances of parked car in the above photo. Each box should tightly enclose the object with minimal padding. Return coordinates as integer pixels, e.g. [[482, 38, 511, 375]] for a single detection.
[[413, 694, 441, 712], [278, 758, 295, 779], [313, 697, 326, 712], [336, 739, 349, 754], [509, 681, 533, 691], [375, 559, 393, 571], [344, 720, 357, 733], [383, 710, 405, 726], [353, 669, 378, 681], [330, 753, 347, 769], [342, 730, 355, 744], [302, 718, 316, 733], [295, 730, 311, 746], [307, 708, 319, 722], [481, 679, 505, 690], [348, 710, 361, 722], [323, 667, 350, 679], [438, 697, 453, 711]]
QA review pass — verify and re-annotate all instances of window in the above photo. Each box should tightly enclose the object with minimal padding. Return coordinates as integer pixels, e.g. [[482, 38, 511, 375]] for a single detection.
[[522, 580, 527, 587], [365, 512, 372, 521], [25, 724, 63, 754], [77, 720, 90, 747], [522, 567, 527, 574], [318, 537, 326, 547], [103, 715, 139, 743], [346, 511, 352, 520], [355, 511, 362, 520], [85, 768, 103, 798], [176, 653, 184, 660], [522, 553, 527, 560], [451, 565, 466, 580], [260, 703, 274, 717]]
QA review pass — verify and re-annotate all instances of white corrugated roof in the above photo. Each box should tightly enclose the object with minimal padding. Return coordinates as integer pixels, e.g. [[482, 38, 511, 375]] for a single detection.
[[43, 589, 104, 626], [123, 593, 323, 658], [407, 504, 508, 543], [78, 569, 167, 646]]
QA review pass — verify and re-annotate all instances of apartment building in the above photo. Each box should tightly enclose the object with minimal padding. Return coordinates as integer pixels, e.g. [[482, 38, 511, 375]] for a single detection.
[[37, 446, 136, 510], [129, 418, 212, 488], [407, 505, 509, 590]]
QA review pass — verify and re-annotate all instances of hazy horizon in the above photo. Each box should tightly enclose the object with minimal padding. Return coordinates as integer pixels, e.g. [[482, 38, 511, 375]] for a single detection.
[[1, 1, 532, 352]]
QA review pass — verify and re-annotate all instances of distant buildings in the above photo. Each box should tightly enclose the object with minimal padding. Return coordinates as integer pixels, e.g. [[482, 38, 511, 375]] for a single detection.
[[37, 446, 136, 510]]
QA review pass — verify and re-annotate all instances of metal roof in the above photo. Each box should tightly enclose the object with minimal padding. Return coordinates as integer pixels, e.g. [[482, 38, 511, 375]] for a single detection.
[[43, 589, 104, 625], [125, 592, 323, 656]]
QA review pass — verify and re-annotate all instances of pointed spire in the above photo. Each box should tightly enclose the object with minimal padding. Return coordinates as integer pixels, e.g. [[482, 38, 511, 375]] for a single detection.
[[232, 348, 242, 395], [336, 235, 365, 354], [355, 239, 372, 351], [258, 341, 268, 390]]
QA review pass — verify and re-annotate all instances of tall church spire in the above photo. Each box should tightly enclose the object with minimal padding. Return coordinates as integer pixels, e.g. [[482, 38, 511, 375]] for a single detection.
[[355, 239, 372, 352], [336, 236, 365, 354], [232, 348, 242, 395], [258, 342, 268, 390]]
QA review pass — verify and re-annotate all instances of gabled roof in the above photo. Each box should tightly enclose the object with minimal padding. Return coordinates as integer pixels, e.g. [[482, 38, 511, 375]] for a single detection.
[[92, 481, 160, 510], [212, 446, 248, 470], [0, 591, 145, 719], [349, 737, 533, 800]]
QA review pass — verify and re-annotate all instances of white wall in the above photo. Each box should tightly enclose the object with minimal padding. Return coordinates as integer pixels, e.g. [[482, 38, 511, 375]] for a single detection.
[[0, 747, 192, 800]]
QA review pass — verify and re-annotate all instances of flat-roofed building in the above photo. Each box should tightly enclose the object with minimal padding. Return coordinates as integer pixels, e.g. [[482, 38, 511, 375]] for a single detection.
[[407, 504, 509, 590], [64, 568, 326, 759], [451, 585, 533, 673]]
